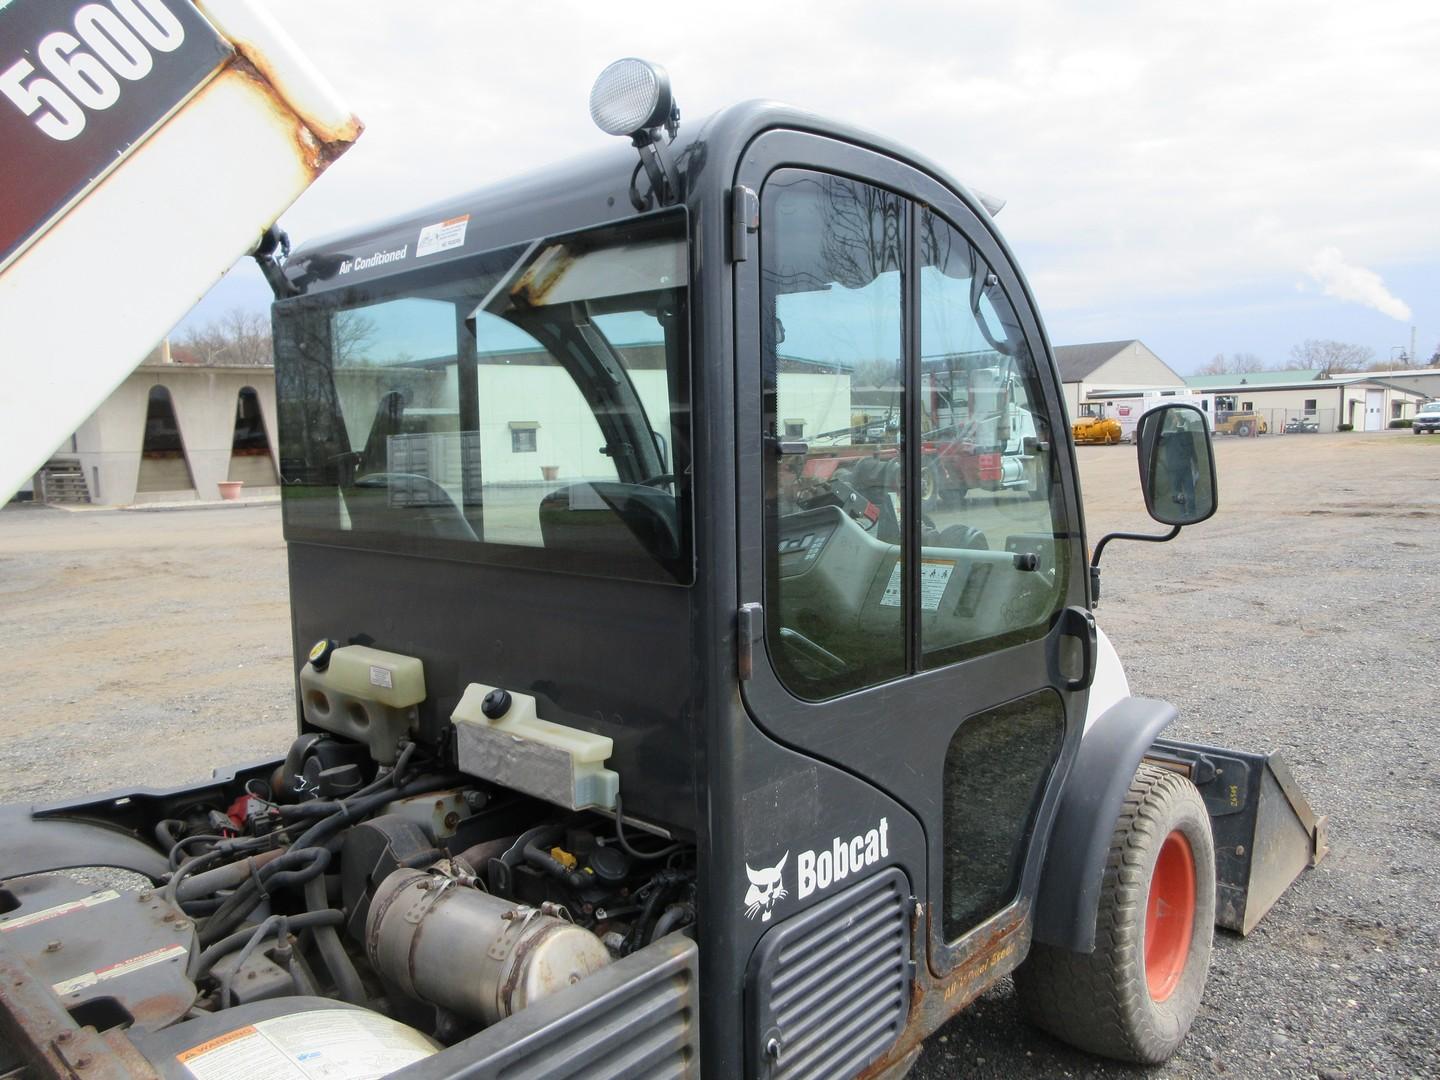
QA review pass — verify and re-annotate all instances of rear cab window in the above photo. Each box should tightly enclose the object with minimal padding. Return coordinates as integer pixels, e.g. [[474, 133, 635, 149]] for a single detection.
[[274, 211, 693, 585]]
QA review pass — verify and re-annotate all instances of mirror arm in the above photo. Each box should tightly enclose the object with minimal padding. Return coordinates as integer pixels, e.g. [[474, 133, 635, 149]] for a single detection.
[[1088, 525, 1182, 602]]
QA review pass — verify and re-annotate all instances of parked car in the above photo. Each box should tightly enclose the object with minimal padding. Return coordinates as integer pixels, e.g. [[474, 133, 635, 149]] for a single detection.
[[1413, 402, 1440, 435], [1284, 415, 1320, 434]]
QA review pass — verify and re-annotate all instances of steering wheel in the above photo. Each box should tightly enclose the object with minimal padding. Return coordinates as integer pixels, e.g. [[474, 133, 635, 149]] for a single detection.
[[639, 473, 676, 488]]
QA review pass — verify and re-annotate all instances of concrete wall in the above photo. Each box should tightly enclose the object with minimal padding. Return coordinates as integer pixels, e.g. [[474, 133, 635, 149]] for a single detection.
[[63, 365, 278, 505]]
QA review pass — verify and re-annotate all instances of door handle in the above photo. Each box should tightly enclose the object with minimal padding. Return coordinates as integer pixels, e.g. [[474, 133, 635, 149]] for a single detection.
[[1055, 605, 1097, 692]]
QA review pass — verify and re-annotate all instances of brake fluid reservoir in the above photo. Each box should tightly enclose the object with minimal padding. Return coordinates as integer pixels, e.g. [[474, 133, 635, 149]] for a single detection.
[[365, 868, 610, 1025]]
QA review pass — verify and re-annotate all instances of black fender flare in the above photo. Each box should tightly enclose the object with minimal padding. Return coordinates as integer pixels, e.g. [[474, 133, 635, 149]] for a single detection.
[[0, 805, 170, 882], [1031, 695, 1178, 952]]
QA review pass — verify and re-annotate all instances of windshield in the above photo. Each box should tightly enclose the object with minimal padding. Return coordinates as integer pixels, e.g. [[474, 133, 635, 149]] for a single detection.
[[274, 211, 692, 585]]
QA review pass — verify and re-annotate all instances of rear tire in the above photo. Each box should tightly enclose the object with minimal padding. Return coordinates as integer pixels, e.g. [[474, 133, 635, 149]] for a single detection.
[[1014, 763, 1215, 1064]]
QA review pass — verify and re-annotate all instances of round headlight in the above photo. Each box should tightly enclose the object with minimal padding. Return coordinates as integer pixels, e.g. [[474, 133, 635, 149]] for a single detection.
[[589, 58, 672, 138]]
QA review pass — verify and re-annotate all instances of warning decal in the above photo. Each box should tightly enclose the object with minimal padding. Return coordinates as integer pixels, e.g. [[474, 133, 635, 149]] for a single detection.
[[1, 890, 119, 932], [416, 214, 470, 258], [880, 558, 956, 611], [177, 1009, 436, 1080], [52, 943, 187, 996]]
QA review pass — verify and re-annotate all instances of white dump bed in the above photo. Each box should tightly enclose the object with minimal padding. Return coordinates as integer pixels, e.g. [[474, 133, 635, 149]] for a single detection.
[[0, 0, 361, 500]]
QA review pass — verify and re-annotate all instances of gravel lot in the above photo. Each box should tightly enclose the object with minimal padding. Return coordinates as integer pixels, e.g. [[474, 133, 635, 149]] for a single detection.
[[1, 431, 1437, 1078]]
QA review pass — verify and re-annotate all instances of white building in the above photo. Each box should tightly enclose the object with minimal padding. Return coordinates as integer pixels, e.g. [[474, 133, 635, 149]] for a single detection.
[[1054, 340, 1185, 420]]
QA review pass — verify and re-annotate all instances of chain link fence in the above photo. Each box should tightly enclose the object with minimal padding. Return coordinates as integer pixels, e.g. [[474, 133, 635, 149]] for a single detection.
[[1211, 408, 1339, 436]]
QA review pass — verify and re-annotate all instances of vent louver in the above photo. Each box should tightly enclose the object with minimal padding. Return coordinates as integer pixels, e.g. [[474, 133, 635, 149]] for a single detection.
[[746, 868, 912, 1080]]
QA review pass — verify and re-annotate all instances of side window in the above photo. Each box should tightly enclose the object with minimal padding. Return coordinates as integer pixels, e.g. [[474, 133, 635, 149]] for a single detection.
[[917, 209, 1071, 666], [760, 182, 1072, 699], [762, 171, 907, 699]]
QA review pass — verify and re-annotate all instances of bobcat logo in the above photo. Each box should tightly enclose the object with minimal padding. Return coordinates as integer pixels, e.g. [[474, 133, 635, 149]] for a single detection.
[[743, 852, 789, 922]]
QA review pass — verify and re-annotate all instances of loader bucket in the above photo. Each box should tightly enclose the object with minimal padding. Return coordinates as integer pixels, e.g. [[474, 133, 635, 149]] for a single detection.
[[1147, 737, 1328, 935]]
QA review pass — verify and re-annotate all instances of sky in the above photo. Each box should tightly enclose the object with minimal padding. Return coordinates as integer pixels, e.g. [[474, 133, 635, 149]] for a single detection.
[[179, 0, 1440, 375]]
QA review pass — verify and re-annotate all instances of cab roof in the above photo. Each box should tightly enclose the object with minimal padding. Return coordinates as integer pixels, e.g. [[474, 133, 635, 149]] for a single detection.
[[282, 100, 1003, 298]]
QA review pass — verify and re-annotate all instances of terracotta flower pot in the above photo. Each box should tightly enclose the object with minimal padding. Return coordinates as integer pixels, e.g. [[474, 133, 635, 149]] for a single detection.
[[218, 481, 245, 500], [540, 466, 559, 482]]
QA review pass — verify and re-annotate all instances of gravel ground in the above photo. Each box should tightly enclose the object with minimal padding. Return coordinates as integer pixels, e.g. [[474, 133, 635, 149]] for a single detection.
[[1, 430, 1437, 1078]]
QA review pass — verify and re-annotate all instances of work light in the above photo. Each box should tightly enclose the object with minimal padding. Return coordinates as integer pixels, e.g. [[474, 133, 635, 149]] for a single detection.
[[589, 58, 676, 141]]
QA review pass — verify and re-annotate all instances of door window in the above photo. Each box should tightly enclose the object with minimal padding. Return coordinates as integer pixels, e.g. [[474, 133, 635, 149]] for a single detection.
[[762, 171, 907, 698], [916, 209, 1070, 666]]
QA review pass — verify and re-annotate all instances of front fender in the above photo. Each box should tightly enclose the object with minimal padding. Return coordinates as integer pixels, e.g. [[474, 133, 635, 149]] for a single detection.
[[1031, 695, 1178, 952]]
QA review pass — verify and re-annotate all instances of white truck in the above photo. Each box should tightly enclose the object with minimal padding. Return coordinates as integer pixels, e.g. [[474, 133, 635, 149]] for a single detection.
[[1107, 392, 1214, 443]]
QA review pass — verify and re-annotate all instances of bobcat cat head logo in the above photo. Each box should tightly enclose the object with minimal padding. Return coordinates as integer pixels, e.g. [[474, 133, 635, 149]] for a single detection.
[[744, 852, 789, 922]]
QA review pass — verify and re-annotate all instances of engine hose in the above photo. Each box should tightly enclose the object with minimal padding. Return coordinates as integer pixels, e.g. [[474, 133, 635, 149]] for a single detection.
[[304, 873, 366, 1004], [612, 794, 682, 861], [189, 908, 343, 981], [277, 748, 424, 821], [198, 774, 454, 948], [264, 847, 331, 891], [288, 774, 457, 848], [155, 819, 183, 857], [219, 914, 288, 1008], [164, 849, 227, 909], [623, 875, 677, 955], [649, 902, 695, 943], [522, 834, 589, 891], [177, 848, 288, 901], [197, 847, 331, 946]]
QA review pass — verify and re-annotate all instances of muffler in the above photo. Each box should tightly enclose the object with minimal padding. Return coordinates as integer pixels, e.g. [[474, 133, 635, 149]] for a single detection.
[[1147, 737, 1328, 935]]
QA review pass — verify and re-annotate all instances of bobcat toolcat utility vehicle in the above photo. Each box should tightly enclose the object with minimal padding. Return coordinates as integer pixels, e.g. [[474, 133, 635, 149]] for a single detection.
[[0, 56, 1326, 1080]]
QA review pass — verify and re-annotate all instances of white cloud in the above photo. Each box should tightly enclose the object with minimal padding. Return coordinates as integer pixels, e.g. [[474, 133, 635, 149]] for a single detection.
[[1305, 247, 1412, 322], [183, 0, 1438, 359]]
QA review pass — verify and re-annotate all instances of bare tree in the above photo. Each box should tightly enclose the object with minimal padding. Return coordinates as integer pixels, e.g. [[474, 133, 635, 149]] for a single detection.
[[333, 311, 379, 364], [176, 307, 274, 366], [1199, 352, 1265, 375], [1286, 339, 1374, 375]]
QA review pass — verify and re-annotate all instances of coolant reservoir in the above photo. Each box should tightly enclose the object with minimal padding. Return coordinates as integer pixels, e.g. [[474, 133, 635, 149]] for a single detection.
[[365, 868, 610, 1025], [299, 645, 425, 763]]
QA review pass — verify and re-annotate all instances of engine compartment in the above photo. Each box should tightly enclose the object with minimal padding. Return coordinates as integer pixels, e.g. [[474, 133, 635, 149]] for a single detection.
[[0, 656, 697, 1077]]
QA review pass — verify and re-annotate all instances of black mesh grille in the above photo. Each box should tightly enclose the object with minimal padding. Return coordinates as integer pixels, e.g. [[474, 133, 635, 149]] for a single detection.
[[747, 868, 912, 1080]]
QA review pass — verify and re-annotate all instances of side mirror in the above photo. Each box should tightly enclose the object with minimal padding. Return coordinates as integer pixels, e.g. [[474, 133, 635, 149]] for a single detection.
[[1136, 404, 1218, 526]]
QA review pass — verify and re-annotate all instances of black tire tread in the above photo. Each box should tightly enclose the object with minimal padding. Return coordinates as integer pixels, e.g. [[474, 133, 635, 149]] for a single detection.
[[1014, 762, 1214, 1064]]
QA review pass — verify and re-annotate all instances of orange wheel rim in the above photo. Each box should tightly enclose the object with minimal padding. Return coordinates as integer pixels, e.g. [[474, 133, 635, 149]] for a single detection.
[[1145, 830, 1196, 1002]]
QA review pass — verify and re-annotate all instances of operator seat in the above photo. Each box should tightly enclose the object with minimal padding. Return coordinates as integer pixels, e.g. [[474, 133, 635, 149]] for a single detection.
[[344, 473, 478, 542], [538, 481, 680, 569]]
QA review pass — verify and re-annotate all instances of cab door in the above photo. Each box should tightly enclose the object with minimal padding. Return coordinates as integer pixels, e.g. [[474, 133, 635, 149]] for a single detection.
[[733, 131, 1093, 972]]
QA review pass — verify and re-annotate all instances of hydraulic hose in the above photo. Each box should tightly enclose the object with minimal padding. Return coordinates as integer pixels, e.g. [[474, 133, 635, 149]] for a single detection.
[[189, 908, 343, 981], [197, 846, 333, 946], [177, 848, 287, 901], [304, 873, 366, 1004], [522, 832, 589, 891], [649, 902, 694, 943], [197, 775, 452, 947], [612, 794, 682, 860]]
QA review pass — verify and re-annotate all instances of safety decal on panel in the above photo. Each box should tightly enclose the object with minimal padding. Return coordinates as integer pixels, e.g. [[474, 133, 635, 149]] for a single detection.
[[416, 214, 470, 258], [52, 943, 187, 996], [0, 890, 119, 932], [177, 1010, 436, 1080], [879, 559, 955, 610]]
